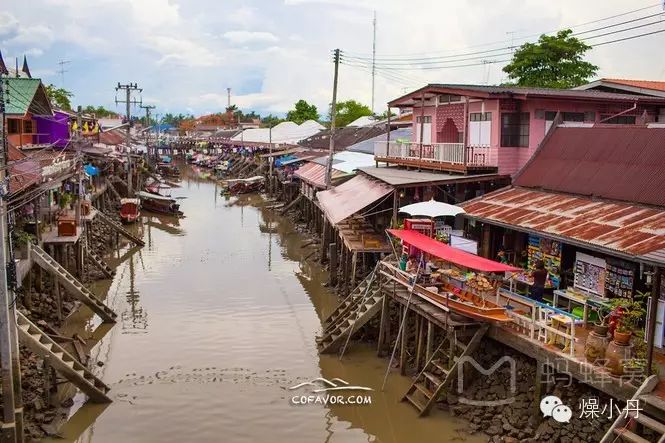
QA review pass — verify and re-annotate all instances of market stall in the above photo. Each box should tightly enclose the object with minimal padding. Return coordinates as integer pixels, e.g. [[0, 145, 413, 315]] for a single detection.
[[387, 229, 518, 323]]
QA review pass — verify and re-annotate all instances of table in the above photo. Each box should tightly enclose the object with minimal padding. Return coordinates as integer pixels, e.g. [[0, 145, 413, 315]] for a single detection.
[[553, 289, 611, 327]]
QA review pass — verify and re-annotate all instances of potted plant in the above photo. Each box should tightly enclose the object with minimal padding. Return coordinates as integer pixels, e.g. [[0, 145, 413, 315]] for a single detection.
[[609, 293, 647, 345], [14, 231, 35, 259], [59, 192, 73, 210]]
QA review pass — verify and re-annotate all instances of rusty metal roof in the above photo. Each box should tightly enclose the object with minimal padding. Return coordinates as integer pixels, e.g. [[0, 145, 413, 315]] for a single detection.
[[293, 162, 348, 189], [461, 187, 665, 265], [514, 126, 665, 207]]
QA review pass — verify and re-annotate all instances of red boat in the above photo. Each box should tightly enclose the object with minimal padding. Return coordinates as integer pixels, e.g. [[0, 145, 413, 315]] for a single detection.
[[120, 198, 141, 224]]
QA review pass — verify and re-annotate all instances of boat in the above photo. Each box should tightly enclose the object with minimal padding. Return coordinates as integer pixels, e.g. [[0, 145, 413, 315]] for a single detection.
[[156, 163, 180, 179], [119, 198, 141, 224], [136, 191, 183, 217], [224, 176, 265, 195], [382, 261, 512, 323]]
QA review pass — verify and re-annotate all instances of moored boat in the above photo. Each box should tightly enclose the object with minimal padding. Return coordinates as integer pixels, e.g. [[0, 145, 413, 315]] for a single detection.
[[223, 176, 265, 195], [136, 191, 183, 217], [157, 163, 180, 179], [119, 198, 141, 224]]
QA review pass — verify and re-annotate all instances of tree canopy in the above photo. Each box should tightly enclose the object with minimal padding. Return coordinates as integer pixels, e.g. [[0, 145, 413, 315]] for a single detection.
[[286, 99, 319, 124], [81, 105, 119, 118], [502, 30, 598, 89], [261, 114, 284, 127], [334, 100, 372, 127], [45, 84, 73, 111], [162, 113, 194, 127]]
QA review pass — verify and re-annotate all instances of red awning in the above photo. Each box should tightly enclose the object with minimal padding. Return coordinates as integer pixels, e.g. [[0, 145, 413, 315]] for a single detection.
[[318, 175, 393, 225], [387, 229, 520, 273]]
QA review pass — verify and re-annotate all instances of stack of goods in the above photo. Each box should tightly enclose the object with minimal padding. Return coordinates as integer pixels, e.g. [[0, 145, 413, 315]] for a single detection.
[[466, 274, 496, 297]]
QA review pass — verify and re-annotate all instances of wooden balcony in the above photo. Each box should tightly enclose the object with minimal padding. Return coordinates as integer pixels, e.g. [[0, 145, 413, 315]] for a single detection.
[[374, 141, 498, 174]]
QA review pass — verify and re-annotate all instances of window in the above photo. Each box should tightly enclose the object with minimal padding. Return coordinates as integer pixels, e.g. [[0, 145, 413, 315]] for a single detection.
[[438, 94, 461, 104], [544, 111, 585, 122], [7, 119, 21, 134], [470, 112, 491, 122], [501, 112, 529, 147], [416, 116, 432, 123], [601, 115, 636, 125], [23, 120, 35, 134], [469, 112, 492, 146]]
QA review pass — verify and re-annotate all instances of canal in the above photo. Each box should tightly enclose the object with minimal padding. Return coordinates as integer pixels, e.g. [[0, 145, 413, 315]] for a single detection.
[[45, 167, 483, 443]]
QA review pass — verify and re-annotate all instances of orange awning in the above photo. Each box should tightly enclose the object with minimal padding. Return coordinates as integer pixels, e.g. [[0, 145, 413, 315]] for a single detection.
[[387, 229, 520, 273], [317, 175, 393, 225], [294, 162, 347, 189]]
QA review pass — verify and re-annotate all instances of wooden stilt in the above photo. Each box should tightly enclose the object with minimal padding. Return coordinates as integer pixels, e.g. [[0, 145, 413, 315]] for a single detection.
[[534, 361, 543, 416], [350, 252, 358, 291], [400, 307, 408, 375], [426, 320, 434, 362], [328, 243, 337, 286], [378, 285, 389, 356], [415, 315, 424, 372], [320, 220, 329, 264]]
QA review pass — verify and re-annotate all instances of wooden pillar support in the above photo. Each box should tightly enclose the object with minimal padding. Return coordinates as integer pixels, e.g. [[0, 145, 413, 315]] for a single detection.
[[328, 243, 337, 287], [399, 307, 409, 376], [320, 220, 329, 264], [426, 320, 434, 362], [415, 315, 425, 372]]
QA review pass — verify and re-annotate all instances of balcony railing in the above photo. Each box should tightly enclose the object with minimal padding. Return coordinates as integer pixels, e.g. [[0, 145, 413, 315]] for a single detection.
[[375, 141, 495, 168]]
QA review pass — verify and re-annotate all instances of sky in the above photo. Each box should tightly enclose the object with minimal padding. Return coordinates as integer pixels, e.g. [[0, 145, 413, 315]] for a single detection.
[[1, 0, 665, 119]]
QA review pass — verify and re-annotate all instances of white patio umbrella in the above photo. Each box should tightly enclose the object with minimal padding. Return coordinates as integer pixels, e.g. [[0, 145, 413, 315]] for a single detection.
[[399, 199, 465, 218]]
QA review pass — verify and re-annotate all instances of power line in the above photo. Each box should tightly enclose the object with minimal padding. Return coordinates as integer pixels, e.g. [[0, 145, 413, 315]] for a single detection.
[[344, 2, 662, 59], [343, 12, 665, 65], [57, 60, 71, 88]]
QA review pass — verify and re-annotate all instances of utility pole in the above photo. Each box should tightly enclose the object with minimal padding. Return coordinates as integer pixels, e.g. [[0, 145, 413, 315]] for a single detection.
[[115, 83, 142, 195], [268, 123, 273, 196], [325, 49, 340, 189], [57, 60, 71, 88], [371, 10, 377, 113], [0, 73, 21, 443], [227, 88, 231, 109], [140, 104, 156, 151], [75, 105, 83, 226]]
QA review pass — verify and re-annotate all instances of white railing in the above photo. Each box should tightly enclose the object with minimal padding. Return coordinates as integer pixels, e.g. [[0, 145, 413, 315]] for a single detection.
[[374, 141, 495, 167]]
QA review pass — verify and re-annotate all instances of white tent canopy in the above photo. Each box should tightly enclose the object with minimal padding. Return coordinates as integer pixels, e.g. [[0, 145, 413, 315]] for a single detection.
[[399, 199, 465, 218]]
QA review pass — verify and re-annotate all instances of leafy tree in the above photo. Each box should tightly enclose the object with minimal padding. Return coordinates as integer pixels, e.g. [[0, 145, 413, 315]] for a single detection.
[[81, 105, 119, 118], [226, 104, 238, 113], [333, 100, 372, 127], [286, 99, 319, 124], [162, 113, 194, 127], [502, 29, 598, 89], [45, 84, 73, 111], [261, 114, 284, 127], [374, 109, 396, 120], [179, 117, 196, 134]]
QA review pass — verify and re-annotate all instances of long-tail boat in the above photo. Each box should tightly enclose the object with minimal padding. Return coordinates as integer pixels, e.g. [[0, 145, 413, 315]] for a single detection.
[[136, 191, 183, 217], [119, 198, 141, 224]]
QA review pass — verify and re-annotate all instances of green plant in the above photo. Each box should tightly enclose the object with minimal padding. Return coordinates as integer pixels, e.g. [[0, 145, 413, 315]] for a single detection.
[[59, 192, 73, 209], [609, 292, 647, 334], [15, 231, 35, 245]]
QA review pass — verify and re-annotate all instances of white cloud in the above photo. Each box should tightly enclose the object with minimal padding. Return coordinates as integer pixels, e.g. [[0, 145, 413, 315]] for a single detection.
[[223, 31, 279, 45], [145, 35, 223, 67], [3, 24, 54, 47], [0, 12, 19, 35], [24, 48, 44, 57]]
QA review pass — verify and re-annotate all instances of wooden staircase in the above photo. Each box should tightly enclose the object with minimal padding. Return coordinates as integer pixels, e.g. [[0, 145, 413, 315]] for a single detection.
[[318, 268, 382, 354], [601, 375, 665, 443], [30, 244, 117, 323], [84, 243, 115, 279], [402, 323, 489, 417], [105, 178, 123, 201], [94, 208, 145, 247], [16, 312, 111, 403]]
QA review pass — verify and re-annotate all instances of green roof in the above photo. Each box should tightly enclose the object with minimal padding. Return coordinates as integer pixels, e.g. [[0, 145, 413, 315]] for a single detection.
[[2, 77, 52, 116]]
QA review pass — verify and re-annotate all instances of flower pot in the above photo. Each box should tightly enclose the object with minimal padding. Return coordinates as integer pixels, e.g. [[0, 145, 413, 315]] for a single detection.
[[613, 330, 632, 345], [592, 324, 609, 336], [605, 340, 634, 376], [585, 330, 610, 364]]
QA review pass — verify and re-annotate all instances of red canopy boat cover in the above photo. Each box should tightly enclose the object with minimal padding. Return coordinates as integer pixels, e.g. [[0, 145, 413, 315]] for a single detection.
[[387, 229, 520, 273]]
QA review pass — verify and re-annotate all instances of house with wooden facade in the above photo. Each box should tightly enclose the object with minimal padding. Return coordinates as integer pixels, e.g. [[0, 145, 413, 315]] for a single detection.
[[2, 77, 54, 148], [381, 84, 665, 176]]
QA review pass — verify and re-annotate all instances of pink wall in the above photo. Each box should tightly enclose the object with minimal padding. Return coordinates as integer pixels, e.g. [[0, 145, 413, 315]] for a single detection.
[[410, 98, 653, 176]]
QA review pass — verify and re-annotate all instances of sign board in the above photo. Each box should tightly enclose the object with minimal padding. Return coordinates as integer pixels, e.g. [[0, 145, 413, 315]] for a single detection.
[[574, 252, 606, 296]]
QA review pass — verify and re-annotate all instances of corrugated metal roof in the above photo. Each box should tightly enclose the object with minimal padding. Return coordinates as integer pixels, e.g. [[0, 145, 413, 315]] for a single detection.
[[389, 83, 665, 107], [359, 166, 500, 187], [317, 175, 393, 225], [346, 128, 413, 154], [461, 187, 665, 264], [513, 126, 665, 207], [298, 125, 386, 150], [603, 79, 665, 92], [2, 77, 52, 116], [293, 162, 347, 189]]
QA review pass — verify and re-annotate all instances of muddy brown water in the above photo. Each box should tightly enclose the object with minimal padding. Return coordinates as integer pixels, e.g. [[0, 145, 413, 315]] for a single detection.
[[43, 167, 484, 443]]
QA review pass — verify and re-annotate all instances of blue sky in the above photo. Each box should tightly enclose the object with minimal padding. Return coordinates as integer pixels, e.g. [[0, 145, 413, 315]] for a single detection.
[[2, 0, 664, 118]]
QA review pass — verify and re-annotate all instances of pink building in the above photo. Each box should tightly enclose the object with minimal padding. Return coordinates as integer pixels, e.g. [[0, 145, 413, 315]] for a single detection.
[[380, 84, 665, 176]]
